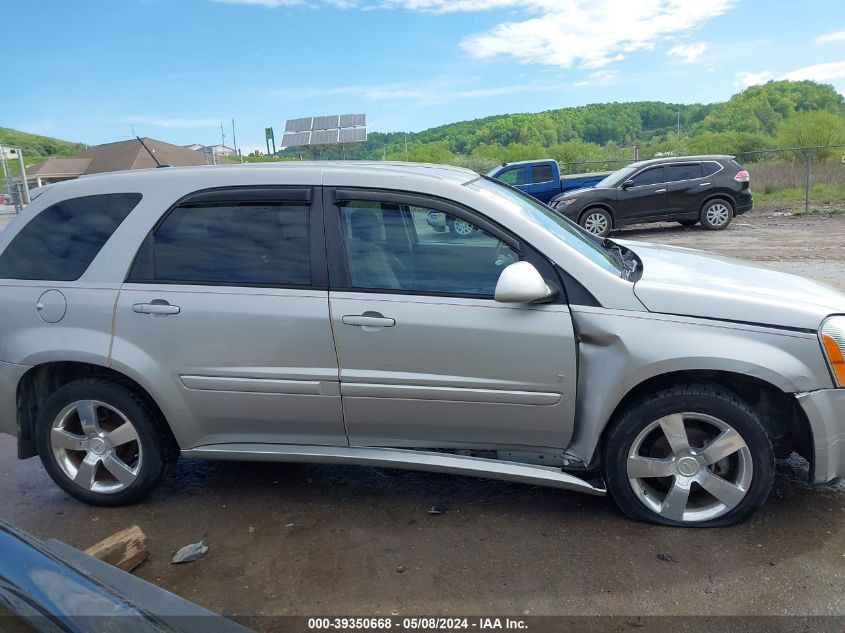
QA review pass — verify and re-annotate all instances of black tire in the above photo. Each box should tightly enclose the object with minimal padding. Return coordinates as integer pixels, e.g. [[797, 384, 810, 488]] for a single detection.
[[602, 384, 774, 527], [579, 207, 612, 237], [447, 217, 475, 239], [699, 199, 733, 230], [678, 219, 698, 227], [35, 378, 175, 506]]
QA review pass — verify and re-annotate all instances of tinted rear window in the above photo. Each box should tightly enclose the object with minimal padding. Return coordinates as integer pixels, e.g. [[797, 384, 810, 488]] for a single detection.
[[129, 202, 311, 286], [0, 193, 142, 281], [666, 163, 703, 181], [702, 162, 722, 176], [531, 164, 554, 183]]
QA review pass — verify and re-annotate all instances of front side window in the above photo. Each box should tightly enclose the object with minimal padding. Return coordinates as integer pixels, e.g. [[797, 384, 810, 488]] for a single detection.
[[631, 166, 665, 187], [0, 193, 142, 281], [339, 201, 519, 297], [130, 202, 310, 286], [498, 167, 526, 186], [531, 164, 554, 183], [666, 163, 703, 182]]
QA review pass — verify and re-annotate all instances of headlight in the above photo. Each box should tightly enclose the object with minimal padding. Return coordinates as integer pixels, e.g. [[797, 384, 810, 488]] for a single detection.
[[560, 199, 577, 206], [820, 316, 845, 387]]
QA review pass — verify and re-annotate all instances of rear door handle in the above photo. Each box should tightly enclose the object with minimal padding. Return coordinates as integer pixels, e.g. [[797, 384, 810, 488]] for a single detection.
[[655, 188, 667, 193], [132, 301, 180, 315], [699, 182, 711, 186], [342, 315, 395, 327]]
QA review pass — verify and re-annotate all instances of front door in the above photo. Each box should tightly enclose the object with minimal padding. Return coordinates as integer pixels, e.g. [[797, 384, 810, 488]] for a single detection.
[[325, 191, 578, 451], [113, 187, 345, 449], [615, 165, 668, 225]]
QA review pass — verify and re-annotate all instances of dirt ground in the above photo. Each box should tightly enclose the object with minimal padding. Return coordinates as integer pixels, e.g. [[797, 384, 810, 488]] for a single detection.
[[0, 205, 844, 625]]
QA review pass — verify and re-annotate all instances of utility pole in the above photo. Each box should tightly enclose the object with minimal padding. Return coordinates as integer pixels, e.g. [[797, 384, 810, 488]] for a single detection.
[[231, 119, 243, 163], [677, 106, 681, 157], [404, 133, 408, 161], [220, 121, 226, 148]]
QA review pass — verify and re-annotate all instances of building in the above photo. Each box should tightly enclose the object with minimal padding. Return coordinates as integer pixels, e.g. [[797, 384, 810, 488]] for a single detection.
[[184, 143, 238, 160], [25, 137, 213, 186]]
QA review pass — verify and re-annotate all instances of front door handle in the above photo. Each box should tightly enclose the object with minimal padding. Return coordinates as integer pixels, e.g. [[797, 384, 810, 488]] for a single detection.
[[342, 314, 395, 328], [655, 188, 667, 193], [132, 301, 180, 315]]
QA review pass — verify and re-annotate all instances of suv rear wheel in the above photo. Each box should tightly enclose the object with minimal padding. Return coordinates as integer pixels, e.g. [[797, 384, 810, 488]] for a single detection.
[[700, 199, 733, 230], [35, 378, 174, 506], [603, 384, 774, 527]]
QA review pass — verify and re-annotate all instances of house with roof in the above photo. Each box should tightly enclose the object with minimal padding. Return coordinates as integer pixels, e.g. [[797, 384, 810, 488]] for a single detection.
[[25, 138, 213, 186]]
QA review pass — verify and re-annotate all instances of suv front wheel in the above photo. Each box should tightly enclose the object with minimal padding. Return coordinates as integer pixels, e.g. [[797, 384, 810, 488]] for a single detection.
[[603, 384, 775, 527], [35, 378, 174, 506]]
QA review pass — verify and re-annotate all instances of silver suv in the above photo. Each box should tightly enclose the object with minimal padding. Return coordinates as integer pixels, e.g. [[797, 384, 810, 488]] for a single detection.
[[0, 163, 843, 527]]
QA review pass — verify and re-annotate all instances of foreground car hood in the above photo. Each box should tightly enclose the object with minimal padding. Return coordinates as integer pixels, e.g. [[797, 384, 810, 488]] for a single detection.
[[620, 240, 845, 331]]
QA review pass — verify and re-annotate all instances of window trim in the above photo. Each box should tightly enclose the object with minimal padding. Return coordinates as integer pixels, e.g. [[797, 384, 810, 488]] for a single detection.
[[124, 186, 327, 290], [325, 187, 564, 303]]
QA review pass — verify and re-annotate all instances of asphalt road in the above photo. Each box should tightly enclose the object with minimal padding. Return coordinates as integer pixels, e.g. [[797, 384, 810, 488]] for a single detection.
[[0, 207, 843, 626]]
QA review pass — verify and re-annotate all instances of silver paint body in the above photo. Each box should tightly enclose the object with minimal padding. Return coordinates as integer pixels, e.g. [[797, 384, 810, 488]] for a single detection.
[[0, 163, 843, 491]]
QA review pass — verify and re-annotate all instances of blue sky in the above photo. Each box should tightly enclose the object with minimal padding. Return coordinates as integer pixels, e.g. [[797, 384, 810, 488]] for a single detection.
[[3, 0, 845, 153]]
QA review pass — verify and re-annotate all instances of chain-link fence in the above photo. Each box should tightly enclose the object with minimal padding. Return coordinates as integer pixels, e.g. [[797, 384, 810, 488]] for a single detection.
[[734, 145, 845, 213]]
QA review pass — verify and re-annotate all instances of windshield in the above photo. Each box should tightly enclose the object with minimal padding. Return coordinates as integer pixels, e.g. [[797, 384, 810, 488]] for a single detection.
[[467, 177, 622, 275], [594, 165, 637, 189]]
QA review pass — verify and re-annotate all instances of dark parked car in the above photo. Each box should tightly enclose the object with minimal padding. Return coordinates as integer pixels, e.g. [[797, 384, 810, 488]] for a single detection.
[[550, 155, 752, 236]]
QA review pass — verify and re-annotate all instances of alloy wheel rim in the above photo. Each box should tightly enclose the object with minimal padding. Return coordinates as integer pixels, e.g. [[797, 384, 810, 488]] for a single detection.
[[453, 218, 474, 235], [50, 400, 143, 494], [584, 212, 608, 235], [706, 203, 730, 226], [626, 412, 752, 522]]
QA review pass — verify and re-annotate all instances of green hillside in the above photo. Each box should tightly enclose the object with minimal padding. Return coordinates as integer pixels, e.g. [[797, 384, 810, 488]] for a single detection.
[[0, 127, 86, 163], [269, 80, 845, 171]]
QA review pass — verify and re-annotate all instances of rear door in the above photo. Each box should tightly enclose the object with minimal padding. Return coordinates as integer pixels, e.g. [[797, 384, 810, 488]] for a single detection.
[[325, 189, 578, 451], [614, 165, 668, 224], [112, 186, 345, 449], [666, 162, 705, 219]]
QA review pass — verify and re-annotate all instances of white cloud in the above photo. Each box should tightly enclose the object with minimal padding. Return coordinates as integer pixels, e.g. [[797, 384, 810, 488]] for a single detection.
[[263, 76, 560, 105], [667, 42, 708, 64], [782, 60, 845, 82], [211, 0, 302, 6], [573, 69, 618, 87], [817, 29, 845, 43], [210, 0, 737, 70], [735, 70, 773, 87], [459, 0, 736, 69]]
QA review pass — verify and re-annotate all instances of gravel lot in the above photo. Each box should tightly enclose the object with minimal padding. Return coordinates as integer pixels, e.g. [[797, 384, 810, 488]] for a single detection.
[[0, 206, 843, 626]]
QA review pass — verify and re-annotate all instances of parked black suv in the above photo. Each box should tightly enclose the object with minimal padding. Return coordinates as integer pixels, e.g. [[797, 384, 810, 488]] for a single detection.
[[550, 155, 752, 236]]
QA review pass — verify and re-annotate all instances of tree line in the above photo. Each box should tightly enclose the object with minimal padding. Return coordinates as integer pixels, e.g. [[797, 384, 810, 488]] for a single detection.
[[278, 80, 845, 170]]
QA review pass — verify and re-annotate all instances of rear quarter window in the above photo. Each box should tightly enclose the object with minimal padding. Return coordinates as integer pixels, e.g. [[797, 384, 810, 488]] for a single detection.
[[0, 193, 142, 281], [702, 162, 722, 176]]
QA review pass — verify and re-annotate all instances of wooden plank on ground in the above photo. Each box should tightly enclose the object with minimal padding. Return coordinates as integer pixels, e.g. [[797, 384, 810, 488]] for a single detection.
[[84, 525, 148, 573]]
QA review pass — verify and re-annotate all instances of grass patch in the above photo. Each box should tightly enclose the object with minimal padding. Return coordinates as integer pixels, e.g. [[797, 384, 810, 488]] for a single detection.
[[753, 183, 845, 206]]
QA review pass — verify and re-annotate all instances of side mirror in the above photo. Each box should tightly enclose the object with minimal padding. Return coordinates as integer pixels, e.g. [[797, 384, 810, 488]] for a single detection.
[[621, 179, 635, 189], [494, 261, 553, 304]]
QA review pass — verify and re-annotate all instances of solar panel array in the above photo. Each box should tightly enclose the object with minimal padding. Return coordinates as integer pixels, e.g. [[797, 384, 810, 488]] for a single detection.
[[281, 113, 367, 148]]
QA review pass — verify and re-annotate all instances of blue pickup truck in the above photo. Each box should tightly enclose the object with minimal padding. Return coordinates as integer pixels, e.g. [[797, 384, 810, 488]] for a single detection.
[[487, 159, 612, 203]]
